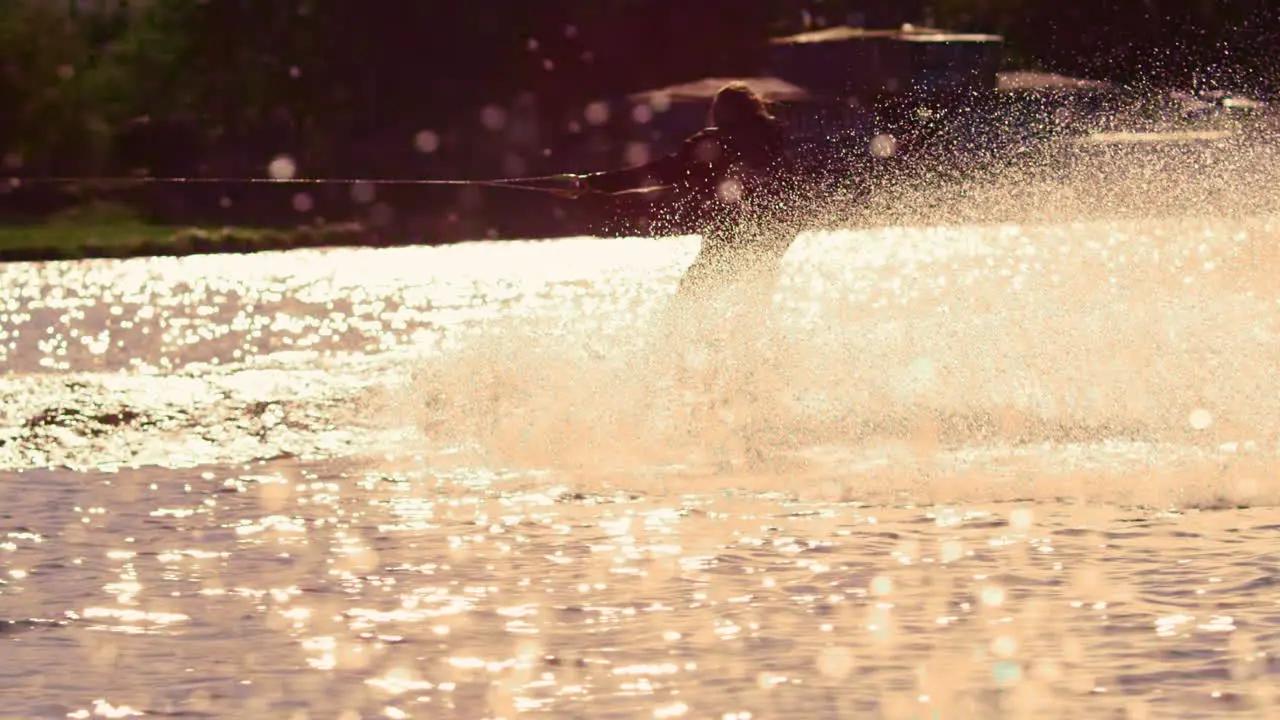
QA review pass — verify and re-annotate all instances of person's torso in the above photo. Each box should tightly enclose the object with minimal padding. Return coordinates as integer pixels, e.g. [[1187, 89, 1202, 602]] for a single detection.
[[675, 126, 790, 205]]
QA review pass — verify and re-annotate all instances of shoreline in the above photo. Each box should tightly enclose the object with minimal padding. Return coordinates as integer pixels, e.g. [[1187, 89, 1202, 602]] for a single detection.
[[0, 221, 459, 263], [2, 128, 1275, 265]]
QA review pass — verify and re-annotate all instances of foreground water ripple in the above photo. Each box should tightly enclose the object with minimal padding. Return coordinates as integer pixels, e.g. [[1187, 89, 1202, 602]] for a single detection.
[[2, 172, 1280, 716], [2, 461, 1279, 718]]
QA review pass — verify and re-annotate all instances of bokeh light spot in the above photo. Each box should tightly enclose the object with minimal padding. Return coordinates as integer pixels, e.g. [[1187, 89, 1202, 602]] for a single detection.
[[480, 105, 508, 132], [413, 129, 440, 153], [869, 134, 898, 158], [584, 101, 610, 127], [268, 155, 297, 180]]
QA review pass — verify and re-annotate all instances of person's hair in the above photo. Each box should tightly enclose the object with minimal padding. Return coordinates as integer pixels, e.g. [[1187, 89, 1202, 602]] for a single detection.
[[710, 82, 777, 130], [710, 82, 785, 155]]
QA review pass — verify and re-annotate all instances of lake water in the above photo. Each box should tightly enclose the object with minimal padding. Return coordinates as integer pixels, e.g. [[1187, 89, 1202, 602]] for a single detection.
[[2, 141, 1280, 719]]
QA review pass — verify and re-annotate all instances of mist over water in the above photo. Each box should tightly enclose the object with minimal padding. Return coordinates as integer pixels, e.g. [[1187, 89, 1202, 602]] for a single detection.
[[398, 137, 1280, 509], [4, 134, 1280, 718]]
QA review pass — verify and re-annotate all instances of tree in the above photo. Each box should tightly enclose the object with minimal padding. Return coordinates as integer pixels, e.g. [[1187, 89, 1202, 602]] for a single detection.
[[0, 0, 116, 174]]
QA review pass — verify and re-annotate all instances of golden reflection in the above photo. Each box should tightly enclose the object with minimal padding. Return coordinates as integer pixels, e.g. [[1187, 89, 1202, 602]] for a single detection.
[[614, 663, 680, 676], [66, 700, 145, 719], [233, 515, 309, 537], [2, 186, 1280, 719], [155, 549, 226, 563], [80, 606, 189, 635], [366, 666, 435, 696], [301, 635, 338, 670], [448, 656, 522, 673], [653, 701, 690, 717]]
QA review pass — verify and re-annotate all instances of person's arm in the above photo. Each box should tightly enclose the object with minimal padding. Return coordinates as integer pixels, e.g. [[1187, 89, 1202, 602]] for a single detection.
[[579, 129, 728, 194], [580, 151, 685, 194]]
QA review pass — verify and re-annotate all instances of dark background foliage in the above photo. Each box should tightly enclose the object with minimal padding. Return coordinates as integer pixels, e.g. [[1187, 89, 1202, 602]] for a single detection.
[[1, 0, 1273, 179]]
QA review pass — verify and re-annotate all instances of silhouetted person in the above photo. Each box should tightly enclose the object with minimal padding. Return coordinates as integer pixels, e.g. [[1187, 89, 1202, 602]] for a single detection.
[[565, 83, 798, 302]]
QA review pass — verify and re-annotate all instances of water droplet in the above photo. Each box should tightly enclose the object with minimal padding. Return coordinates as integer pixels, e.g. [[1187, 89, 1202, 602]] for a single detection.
[[716, 178, 744, 203], [992, 659, 1022, 688], [870, 575, 893, 596], [350, 182, 376, 205], [584, 101, 610, 127], [990, 635, 1018, 658], [631, 104, 654, 124], [755, 672, 785, 690], [624, 142, 651, 167], [269, 155, 297, 180], [869, 134, 897, 158], [1031, 658, 1063, 682], [940, 540, 965, 563], [1009, 507, 1034, 531], [480, 105, 508, 132], [895, 539, 919, 562], [413, 130, 440, 153], [291, 192, 313, 213], [816, 646, 854, 679]]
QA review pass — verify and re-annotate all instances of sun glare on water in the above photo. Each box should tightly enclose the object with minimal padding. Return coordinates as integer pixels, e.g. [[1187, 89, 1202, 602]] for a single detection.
[[2, 128, 1280, 718]]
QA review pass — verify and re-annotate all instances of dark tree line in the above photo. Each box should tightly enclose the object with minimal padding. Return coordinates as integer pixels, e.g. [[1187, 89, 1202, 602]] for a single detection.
[[932, 0, 1278, 92], [0, 0, 1274, 182]]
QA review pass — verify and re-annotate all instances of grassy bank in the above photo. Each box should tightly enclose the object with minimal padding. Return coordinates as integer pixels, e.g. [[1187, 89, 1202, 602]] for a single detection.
[[0, 221, 379, 262], [0, 203, 372, 262]]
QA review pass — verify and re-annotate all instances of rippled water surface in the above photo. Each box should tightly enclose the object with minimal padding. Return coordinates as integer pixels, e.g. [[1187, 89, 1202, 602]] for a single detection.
[[3, 158, 1280, 718]]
